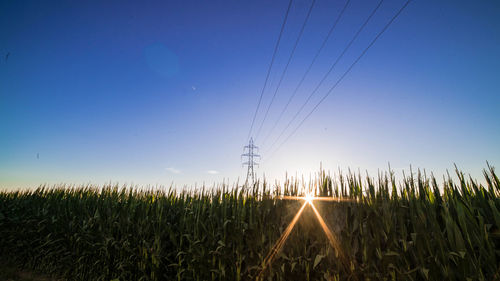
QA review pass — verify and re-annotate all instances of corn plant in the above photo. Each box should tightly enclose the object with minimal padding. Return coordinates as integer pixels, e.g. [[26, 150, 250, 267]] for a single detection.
[[0, 166, 499, 280]]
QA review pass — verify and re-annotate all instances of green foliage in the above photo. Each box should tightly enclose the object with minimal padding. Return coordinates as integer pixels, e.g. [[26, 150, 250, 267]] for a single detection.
[[1, 166, 499, 280]]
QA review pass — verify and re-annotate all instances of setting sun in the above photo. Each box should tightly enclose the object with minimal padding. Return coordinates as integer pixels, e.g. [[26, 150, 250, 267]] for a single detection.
[[1, 0, 499, 280], [304, 193, 314, 204]]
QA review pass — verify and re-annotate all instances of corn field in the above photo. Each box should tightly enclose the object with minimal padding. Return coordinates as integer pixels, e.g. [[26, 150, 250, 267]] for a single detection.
[[1, 166, 499, 280]]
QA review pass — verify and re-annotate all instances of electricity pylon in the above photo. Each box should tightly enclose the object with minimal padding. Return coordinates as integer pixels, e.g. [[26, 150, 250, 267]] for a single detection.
[[242, 137, 260, 186]]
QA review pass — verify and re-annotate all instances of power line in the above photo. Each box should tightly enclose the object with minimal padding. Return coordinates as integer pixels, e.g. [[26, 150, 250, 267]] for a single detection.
[[264, 0, 383, 155], [265, 0, 412, 163], [254, 0, 317, 141], [260, 0, 351, 147], [247, 0, 293, 142]]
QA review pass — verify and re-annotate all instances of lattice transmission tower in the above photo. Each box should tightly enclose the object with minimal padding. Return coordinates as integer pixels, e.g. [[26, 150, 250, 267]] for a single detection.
[[242, 137, 260, 186]]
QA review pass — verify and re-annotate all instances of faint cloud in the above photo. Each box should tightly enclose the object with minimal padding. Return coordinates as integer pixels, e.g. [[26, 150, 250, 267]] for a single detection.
[[206, 170, 219, 175], [166, 167, 181, 174], [192, 86, 196, 91]]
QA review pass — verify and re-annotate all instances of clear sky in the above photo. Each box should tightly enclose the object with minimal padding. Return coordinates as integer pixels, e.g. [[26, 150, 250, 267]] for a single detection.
[[1, 0, 499, 189]]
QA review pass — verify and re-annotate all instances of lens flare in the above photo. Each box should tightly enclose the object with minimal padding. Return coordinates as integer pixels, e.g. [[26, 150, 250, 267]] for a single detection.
[[257, 201, 308, 279], [277, 195, 354, 203], [305, 193, 313, 204], [309, 201, 350, 270], [257, 195, 355, 280]]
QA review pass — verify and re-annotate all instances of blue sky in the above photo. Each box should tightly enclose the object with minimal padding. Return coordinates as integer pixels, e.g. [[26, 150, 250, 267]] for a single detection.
[[1, 0, 499, 189]]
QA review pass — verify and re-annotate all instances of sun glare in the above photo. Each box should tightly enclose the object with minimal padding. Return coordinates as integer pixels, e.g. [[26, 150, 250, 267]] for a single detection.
[[305, 193, 313, 204], [258, 194, 356, 278]]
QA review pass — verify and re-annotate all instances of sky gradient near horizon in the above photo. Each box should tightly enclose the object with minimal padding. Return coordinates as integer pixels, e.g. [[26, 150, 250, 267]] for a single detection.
[[1, 0, 499, 189]]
